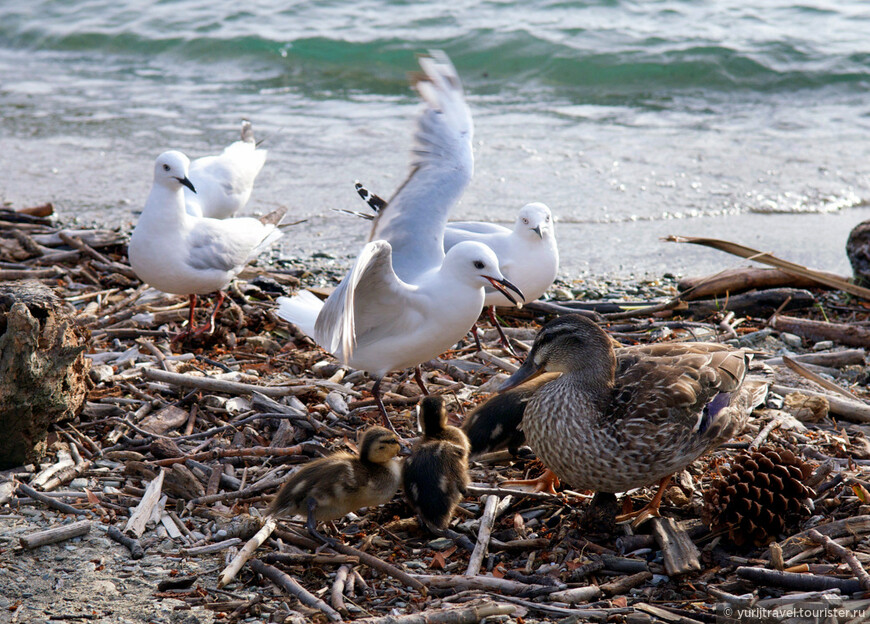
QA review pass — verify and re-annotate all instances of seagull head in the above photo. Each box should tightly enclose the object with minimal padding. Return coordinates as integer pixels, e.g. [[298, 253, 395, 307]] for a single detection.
[[514, 202, 552, 240], [154, 150, 196, 194], [444, 241, 524, 306]]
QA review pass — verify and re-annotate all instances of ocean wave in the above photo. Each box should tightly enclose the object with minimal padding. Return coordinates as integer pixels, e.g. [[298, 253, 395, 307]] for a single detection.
[[1, 21, 868, 98]]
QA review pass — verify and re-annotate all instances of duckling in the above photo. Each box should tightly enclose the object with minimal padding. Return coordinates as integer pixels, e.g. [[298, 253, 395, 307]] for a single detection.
[[269, 426, 401, 545], [500, 314, 768, 525], [403, 396, 471, 535], [461, 372, 560, 457]]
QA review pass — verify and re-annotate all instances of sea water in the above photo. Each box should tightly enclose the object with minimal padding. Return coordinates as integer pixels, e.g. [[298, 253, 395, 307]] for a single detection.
[[1, 0, 869, 278]]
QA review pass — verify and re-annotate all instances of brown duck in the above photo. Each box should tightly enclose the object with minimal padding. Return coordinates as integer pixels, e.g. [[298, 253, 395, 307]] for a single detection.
[[500, 314, 768, 524]]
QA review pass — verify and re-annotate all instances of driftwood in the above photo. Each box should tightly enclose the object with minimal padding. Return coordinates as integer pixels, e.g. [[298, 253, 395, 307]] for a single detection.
[[771, 315, 870, 348], [770, 385, 870, 424], [218, 517, 277, 588], [353, 602, 515, 624], [776, 516, 870, 559], [806, 529, 870, 590], [0, 281, 89, 468], [123, 470, 164, 538], [677, 267, 843, 299], [15, 481, 86, 516], [249, 558, 342, 622], [19, 520, 91, 549], [736, 566, 863, 593], [651, 517, 701, 576], [665, 235, 870, 299], [106, 525, 145, 559], [466, 495, 499, 576]]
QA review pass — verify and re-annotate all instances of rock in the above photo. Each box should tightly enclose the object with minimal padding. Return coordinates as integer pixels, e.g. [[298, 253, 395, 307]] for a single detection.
[[0, 280, 89, 469], [779, 332, 803, 348]]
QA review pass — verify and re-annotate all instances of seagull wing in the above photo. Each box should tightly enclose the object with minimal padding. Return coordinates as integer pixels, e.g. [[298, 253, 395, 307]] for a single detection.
[[314, 240, 408, 363], [369, 51, 474, 282], [446, 221, 511, 236], [185, 217, 278, 273]]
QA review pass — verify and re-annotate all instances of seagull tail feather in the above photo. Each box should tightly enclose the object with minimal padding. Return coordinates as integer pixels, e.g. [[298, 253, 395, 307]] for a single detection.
[[276, 291, 323, 338]]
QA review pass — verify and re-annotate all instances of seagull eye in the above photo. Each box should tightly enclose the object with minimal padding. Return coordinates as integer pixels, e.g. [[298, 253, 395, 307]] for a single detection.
[[473, 260, 485, 270], [546, 216, 550, 222], [162, 164, 170, 172], [522, 218, 529, 225]]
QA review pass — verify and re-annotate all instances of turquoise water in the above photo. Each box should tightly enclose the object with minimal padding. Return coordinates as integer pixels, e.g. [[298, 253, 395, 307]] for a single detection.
[[1, 0, 870, 277]]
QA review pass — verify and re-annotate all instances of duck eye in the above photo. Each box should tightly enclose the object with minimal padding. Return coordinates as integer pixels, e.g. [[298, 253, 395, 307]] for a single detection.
[[162, 164, 170, 172], [473, 260, 485, 270]]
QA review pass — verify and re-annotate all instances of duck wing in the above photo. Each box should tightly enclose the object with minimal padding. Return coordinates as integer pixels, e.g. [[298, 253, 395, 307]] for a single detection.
[[608, 346, 752, 443], [369, 51, 473, 282]]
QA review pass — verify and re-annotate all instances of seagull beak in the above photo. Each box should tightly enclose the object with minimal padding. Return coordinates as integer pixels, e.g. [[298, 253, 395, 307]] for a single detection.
[[485, 276, 525, 307], [532, 225, 543, 239], [177, 176, 196, 193], [499, 357, 545, 392]]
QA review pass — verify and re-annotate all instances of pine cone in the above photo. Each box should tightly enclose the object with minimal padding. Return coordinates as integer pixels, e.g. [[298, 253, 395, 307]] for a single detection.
[[703, 446, 814, 546]]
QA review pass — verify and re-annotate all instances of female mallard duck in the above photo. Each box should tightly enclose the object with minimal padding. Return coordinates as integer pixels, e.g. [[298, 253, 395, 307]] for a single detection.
[[269, 426, 401, 544], [500, 314, 768, 524], [403, 396, 471, 534], [461, 372, 560, 457]]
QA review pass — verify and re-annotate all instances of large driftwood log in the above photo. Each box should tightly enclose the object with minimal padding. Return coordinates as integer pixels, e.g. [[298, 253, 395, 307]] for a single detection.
[[0, 280, 89, 469], [677, 267, 842, 299]]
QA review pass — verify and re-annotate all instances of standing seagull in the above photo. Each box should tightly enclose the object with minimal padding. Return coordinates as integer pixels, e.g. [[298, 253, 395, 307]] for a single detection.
[[185, 120, 268, 219], [277, 52, 523, 427], [443, 202, 558, 351], [129, 150, 287, 340]]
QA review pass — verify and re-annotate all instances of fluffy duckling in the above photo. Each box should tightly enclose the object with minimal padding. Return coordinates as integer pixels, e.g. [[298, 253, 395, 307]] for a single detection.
[[403, 396, 471, 535], [461, 372, 560, 457], [501, 314, 769, 525], [269, 426, 401, 545]]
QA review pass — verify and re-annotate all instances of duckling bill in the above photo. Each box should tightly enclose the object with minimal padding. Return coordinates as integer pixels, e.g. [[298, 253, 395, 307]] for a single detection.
[[403, 396, 471, 536], [269, 426, 401, 545]]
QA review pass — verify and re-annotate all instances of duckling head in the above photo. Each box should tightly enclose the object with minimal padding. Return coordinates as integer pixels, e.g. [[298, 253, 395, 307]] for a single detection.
[[514, 202, 553, 240], [359, 426, 401, 464], [500, 314, 616, 392], [417, 395, 448, 437]]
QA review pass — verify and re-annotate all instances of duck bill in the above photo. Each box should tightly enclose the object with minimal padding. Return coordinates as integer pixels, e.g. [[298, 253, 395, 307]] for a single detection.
[[499, 357, 546, 392], [485, 276, 525, 307], [177, 176, 196, 193]]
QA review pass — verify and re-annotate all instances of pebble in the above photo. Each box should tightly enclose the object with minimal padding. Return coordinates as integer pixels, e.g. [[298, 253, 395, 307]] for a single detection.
[[427, 537, 454, 551], [780, 332, 803, 348], [813, 340, 834, 351]]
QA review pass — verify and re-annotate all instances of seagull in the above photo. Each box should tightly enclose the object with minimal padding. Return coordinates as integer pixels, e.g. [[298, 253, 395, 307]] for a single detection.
[[184, 120, 267, 219], [278, 240, 522, 428], [277, 51, 523, 428], [129, 150, 287, 341], [442, 202, 557, 349], [352, 183, 558, 353]]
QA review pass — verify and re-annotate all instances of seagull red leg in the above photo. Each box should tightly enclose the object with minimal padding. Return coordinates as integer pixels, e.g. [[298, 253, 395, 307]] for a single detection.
[[371, 377, 401, 438], [194, 291, 226, 336], [172, 294, 198, 343], [488, 306, 519, 357]]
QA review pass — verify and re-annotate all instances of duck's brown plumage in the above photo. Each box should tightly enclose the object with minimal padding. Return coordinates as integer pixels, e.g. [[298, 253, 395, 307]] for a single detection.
[[403, 396, 470, 532], [501, 314, 768, 494], [847, 220, 870, 286], [269, 426, 401, 522]]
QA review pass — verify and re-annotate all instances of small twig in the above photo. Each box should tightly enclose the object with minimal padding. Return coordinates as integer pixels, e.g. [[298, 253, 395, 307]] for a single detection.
[[218, 517, 277, 588], [248, 559, 342, 622], [466, 495, 499, 577], [15, 482, 86, 516], [331, 564, 351, 614], [806, 529, 870, 590], [107, 525, 145, 559]]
